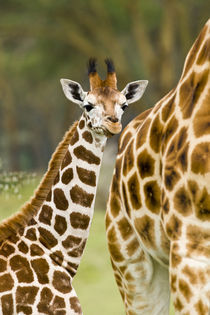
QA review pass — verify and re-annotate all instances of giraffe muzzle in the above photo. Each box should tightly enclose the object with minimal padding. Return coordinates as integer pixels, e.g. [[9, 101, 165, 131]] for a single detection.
[[103, 120, 122, 136]]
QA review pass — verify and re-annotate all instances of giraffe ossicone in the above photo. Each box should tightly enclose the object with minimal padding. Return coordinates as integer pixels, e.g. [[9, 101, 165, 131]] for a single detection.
[[0, 58, 148, 314], [106, 19, 210, 315]]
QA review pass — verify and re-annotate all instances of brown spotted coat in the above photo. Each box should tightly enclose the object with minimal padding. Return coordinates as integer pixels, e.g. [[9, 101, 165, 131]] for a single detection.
[[0, 116, 107, 315], [0, 57, 149, 314], [106, 19, 210, 315]]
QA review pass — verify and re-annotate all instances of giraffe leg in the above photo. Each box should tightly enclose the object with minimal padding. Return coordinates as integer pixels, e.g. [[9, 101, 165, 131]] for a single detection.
[[170, 240, 210, 315], [106, 212, 170, 315]]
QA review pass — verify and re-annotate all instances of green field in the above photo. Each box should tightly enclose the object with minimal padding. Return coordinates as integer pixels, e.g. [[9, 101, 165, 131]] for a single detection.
[[0, 180, 174, 315]]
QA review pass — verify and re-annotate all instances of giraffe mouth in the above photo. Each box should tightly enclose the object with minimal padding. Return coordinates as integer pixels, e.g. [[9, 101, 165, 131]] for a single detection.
[[102, 121, 122, 137]]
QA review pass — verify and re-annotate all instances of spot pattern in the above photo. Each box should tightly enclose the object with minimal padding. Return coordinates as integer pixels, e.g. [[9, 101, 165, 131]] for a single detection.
[[108, 242, 124, 262], [16, 286, 39, 304], [137, 149, 155, 179], [166, 215, 182, 240], [50, 251, 64, 266], [161, 93, 175, 122], [193, 91, 210, 137], [118, 217, 134, 241], [18, 241, 28, 254], [54, 188, 68, 210], [179, 69, 209, 119], [17, 305, 33, 314], [76, 166, 96, 187], [25, 228, 37, 241], [31, 258, 49, 284], [122, 140, 134, 177], [194, 187, 210, 221], [171, 243, 181, 268], [134, 215, 156, 249], [0, 243, 15, 258], [52, 271, 72, 293], [144, 180, 160, 214], [10, 256, 34, 283], [106, 20, 210, 315], [0, 274, 14, 292], [70, 212, 90, 230], [61, 151, 72, 170], [195, 299, 209, 315], [0, 259, 6, 272], [74, 145, 100, 165], [0, 113, 107, 312], [182, 265, 198, 285], [107, 226, 117, 244], [162, 115, 178, 153], [178, 279, 192, 302], [62, 235, 82, 249], [127, 172, 141, 209], [191, 142, 210, 175], [79, 119, 85, 129], [70, 129, 79, 146], [164, 166, 181, 191], [150, 114, 163, 153], [197, 38, 210, 65], [39, 205, 53, 225], [1, 294, 13, 314], [69, 297, 82, 314], [37, 286, 66, 314], [166, 127, 189, 173], [39, 227, 58, 249], [82, 130, 93, 143], [136, 118, 151, 148], [67, 240, 86, 258], [110, 194, 121, 217], [174, 186, 192, 216], [37, 287, 53, 313], [70, 185, 94, 208], [66, 261, 78, 278], [54, 215, 67, 235], [30, 244, 44, 256], [61, 168, 73, 185], [119, 131, 132, 154]]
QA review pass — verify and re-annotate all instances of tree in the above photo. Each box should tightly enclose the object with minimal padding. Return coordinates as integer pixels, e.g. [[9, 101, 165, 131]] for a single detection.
[[0, 0, 209, 170]]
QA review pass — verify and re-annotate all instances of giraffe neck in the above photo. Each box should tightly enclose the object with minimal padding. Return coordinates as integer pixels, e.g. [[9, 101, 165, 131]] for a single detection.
[[22, 113, 107, 276]]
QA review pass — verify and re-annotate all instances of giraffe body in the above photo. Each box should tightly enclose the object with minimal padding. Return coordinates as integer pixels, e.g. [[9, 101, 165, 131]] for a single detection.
[[0, 59, 148, 314], [106, 20, 210, 314], [0, 116, 105, 315]]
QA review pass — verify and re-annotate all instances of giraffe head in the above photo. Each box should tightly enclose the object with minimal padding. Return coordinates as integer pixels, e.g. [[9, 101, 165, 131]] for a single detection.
[[60, 58, 148, 137]]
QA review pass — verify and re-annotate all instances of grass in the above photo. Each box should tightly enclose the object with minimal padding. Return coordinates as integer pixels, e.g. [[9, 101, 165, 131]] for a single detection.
[[0, 179, 175, 315]]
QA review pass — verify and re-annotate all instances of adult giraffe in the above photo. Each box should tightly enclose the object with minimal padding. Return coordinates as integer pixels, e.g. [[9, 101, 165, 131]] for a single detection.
[[106, 20, 210, 315], [0, 59, 148, 314]]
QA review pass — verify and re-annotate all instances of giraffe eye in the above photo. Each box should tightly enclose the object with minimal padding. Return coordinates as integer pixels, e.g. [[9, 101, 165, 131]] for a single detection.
[[121, 103, 128, 111], [84, 103, 94, 112]]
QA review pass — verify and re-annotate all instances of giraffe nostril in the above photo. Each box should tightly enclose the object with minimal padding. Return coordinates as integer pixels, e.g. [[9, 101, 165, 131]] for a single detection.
[[107, 116, 119, 123]]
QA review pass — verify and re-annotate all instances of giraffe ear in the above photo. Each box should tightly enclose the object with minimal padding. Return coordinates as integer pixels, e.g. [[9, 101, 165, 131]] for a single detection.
[[60, 79, 87, 106], [121, 80, 148, 104]]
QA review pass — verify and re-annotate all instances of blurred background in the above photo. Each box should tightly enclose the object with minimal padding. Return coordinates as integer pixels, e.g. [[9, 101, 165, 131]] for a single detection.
[[0, 0, 209, 172], [0, 1, 209, 314]]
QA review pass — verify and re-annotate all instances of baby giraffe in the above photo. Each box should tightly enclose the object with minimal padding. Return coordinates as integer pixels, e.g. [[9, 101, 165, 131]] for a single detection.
[[0, 59, 148, 315]]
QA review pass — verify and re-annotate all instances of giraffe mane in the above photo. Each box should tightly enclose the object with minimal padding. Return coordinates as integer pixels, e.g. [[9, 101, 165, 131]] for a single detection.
[[0, 120, 79, 242]]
